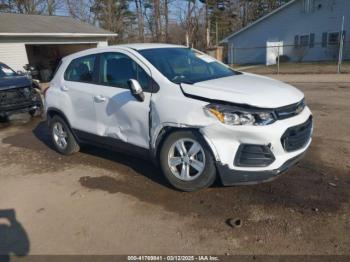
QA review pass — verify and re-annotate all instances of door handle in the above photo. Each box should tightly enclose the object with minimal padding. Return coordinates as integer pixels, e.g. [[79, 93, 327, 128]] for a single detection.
[[94, 95, 106, 103], [60, 85, 69, 92]]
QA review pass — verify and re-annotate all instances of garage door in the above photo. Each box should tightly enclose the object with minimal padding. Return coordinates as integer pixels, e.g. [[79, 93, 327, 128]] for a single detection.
[[0, 42, 29, 71]]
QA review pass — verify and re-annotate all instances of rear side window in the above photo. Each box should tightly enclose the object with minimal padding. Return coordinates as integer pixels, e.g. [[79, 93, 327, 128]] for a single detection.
[[99, 52, 151, 91], [64, 55, 96, 83]]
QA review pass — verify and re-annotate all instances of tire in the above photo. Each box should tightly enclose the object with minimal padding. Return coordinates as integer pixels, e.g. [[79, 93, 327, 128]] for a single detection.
[[159, 130, 216, 192], [49, 115, 80, 155]]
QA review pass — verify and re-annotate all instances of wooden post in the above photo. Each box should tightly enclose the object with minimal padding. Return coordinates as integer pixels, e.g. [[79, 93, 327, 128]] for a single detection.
[[277, 45, 280, 75], [338, 16, 345, 74]]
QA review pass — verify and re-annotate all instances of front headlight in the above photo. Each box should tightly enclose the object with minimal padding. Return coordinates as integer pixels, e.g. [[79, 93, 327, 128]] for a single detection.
[[204, 104, 276, 126]]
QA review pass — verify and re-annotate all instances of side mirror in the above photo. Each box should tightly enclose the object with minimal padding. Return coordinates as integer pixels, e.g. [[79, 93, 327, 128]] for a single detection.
[[17, 70, 25, 75], [128, 79, 145, 102]]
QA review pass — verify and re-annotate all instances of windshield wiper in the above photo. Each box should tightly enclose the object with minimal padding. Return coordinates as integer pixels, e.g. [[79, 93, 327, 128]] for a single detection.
[[171, 76, 194, 85]]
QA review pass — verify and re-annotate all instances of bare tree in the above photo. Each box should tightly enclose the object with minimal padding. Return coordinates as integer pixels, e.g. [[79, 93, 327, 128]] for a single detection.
[[134, 0, 145, 41], [0, 0, 11, 11], [45, 0, 62, 15], [181, 0, 199, 47], [91, 0, 134, 42], [66, 0, 97, 24], [163, 0, 169, 42], [153, 0, 161, 41], [0, 0, 46, 14]]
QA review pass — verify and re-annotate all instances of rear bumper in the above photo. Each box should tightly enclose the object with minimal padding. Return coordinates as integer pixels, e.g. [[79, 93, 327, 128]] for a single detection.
[[217, 151, 306, 186]]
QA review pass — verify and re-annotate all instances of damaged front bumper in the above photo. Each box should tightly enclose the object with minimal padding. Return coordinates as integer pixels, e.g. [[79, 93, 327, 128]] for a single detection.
[[0, 102, 41, 117], [216, 151, 306, 185], [0, 87, 42, 117], [200, 106, 313, 186]]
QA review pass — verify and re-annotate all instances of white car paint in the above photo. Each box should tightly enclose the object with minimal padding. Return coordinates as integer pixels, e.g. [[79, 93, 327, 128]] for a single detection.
[[181, 73, 304, 108], [45, 43, 312, 186]]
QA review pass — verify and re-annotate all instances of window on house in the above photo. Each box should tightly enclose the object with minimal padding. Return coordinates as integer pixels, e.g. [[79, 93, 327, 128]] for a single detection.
[[294, 35, 299, 47], [342, 31, 347, 45], [322, 32, 328, 47], [300, 35, 310, 46], [328, 32, 340, 45], [309, 33, 315, 48], [302, 0, 314, 13]]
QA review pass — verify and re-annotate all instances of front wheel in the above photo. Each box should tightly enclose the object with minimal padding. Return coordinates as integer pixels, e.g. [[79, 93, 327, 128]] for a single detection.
[[159, 130, 217, 192]]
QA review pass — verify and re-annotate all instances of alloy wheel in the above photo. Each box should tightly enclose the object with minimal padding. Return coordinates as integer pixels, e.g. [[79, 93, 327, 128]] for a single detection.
[[52, 122, 68, 150], [167, 138, 206, 181]]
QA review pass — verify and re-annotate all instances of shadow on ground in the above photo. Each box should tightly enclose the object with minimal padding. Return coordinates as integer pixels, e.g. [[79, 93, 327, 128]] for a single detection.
[[31, 121, 172, 189], [0, 209, 30, 262]]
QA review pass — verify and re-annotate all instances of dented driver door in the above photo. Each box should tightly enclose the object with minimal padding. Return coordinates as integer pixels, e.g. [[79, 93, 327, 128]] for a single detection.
[[94, 51, 152, 149]]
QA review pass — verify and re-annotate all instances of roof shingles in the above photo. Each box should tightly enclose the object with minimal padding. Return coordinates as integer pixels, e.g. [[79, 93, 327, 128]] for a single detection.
[[0, 13, 116, 36]]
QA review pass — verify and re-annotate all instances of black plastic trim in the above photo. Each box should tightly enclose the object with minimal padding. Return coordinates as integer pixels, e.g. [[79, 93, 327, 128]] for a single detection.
[[73, 129, 152, 161], [0, 102, 40, 117], [234, 144, 275, 167], [281, 116, 312, 152], [217, 151, 306, 186], [0, 86, 42, 116]]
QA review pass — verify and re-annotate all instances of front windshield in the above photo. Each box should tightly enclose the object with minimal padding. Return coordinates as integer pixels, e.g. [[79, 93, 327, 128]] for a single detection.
[[139, 48, 237, 84], [0, 63, 17, 78]]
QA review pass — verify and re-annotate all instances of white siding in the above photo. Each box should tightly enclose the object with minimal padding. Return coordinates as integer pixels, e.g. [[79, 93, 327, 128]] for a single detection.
[[97, 41, 108, 47], [0, 42, 28, 71], [226, 0, 350, 64]]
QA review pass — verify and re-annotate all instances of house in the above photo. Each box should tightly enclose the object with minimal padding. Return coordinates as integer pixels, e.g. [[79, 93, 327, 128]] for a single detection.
[[0, 13, 117, 80], [220, 0, 349, 65]]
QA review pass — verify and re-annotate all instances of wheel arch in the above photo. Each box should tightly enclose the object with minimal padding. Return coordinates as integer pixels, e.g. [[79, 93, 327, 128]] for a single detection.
[[152, 125, 220, 164], [47, 107, 72, 129]]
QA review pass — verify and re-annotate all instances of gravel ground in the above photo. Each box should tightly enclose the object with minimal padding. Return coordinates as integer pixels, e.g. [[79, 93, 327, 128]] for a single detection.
[[0, 75, 349, 256]]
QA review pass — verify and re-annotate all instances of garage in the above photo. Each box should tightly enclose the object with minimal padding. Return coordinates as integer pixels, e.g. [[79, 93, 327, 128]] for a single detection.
[[0, 12, 117, 82]]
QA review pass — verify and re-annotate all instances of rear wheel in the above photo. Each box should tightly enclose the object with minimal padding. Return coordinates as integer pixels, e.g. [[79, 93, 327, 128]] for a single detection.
[[160, 130, 216, 192], [49, 115, 80, 155]]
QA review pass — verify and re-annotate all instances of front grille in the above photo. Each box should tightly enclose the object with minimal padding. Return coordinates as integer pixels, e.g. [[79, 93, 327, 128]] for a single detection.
[[235, 144, 275, 167], [0, 86, 34, 107], [281, 116, 312, 152], [275, 99, 305, 120]]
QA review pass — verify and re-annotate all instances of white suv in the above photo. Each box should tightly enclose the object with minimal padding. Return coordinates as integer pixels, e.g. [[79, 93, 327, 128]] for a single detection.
[[45, 44, 312, 191]]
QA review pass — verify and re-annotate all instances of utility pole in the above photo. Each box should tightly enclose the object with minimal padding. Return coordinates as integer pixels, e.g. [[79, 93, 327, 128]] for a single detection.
[[337, 16, 345, 74]]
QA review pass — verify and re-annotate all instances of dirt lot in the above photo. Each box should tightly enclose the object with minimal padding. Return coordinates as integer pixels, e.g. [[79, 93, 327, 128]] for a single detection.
[[0, 74, 350, 256]]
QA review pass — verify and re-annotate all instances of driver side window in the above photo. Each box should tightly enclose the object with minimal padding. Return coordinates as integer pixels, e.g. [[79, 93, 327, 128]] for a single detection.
[[99, 52, 150, 91]]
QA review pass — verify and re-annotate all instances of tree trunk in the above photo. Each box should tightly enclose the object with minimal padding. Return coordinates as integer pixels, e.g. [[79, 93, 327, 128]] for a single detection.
[[205, 3, 210, 48], [153, 0, 161, 41], [164, 0, 169, 42], [135, 0, 144, 41]]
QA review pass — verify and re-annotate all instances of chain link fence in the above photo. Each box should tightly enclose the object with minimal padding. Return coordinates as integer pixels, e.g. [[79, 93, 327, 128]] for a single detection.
[[227, 41, 350, 74]]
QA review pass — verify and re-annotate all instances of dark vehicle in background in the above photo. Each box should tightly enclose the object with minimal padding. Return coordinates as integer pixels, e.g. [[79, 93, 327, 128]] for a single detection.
[[0, 62, 42, 119]]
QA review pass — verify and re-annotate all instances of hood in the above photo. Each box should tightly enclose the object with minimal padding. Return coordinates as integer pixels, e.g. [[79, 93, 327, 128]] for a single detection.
[[0, 76, 31, 90], [181, 73, 304, 108]]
